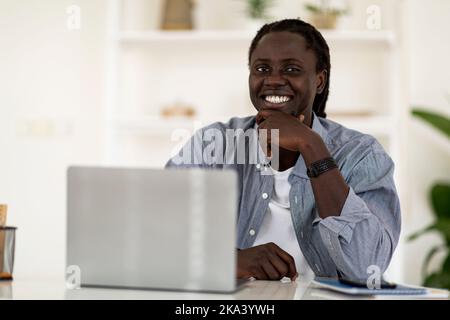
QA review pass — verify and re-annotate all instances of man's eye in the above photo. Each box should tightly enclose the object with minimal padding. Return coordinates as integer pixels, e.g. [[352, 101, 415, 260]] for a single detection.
[[285, 67, 301, 73], [255, 66, 269, 73]]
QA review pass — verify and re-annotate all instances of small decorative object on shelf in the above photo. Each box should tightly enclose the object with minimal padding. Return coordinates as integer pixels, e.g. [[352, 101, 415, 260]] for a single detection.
[[161, 0, 195, 30], [160, 101, 196, 118], [305, 0, 349, 29], [0, 204, 6, 227], [243, 0, 274, 31], [0, 204, 17, 281]]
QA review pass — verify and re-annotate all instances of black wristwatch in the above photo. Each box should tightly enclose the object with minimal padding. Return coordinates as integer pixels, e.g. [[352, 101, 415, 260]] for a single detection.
[[306, 157, 338, 178]]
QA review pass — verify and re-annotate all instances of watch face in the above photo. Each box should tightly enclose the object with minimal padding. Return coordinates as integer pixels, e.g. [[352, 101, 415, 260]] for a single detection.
[[312, 167, 318, 177], [307, 167, 317, 177]]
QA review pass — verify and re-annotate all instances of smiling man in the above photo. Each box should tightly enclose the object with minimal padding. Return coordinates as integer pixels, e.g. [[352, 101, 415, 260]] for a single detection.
[[166, 19, 401, 282]]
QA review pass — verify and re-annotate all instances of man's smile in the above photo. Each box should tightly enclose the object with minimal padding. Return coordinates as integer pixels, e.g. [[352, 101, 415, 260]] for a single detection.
[[259, 93, 294, 110]]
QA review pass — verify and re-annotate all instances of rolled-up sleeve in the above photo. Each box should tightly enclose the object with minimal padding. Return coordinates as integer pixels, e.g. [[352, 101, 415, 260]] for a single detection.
[[317, 150, 401, 280]]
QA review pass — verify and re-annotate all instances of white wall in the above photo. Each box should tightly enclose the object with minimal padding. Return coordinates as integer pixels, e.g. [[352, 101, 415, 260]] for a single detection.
[[0, 0, 107, 280]]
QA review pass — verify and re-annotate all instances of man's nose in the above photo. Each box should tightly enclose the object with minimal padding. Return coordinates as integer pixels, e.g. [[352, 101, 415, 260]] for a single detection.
[[264, 72, 287, 86]]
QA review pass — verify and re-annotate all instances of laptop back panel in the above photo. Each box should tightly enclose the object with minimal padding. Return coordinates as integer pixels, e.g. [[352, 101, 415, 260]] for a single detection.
[[67, 167, 237, 292]]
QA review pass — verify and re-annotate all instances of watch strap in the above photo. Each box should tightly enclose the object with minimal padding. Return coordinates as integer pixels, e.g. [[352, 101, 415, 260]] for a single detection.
[[307, 157, 338, 178]]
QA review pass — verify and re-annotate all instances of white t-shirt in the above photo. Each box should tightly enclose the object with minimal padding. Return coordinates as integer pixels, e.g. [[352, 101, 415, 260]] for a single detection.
[[252, 166, 314, 278]]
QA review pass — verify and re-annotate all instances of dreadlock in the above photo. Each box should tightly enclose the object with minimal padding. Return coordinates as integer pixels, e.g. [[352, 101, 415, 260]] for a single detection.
[[248, 18, 330, 118]]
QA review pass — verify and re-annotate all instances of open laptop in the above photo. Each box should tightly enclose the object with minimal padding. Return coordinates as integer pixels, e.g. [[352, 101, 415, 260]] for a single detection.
[[66, 166, 239, 293]]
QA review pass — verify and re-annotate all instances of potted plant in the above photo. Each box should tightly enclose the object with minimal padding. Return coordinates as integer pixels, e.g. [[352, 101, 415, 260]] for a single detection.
[[243, 0, 273, 31], [408, 107, 450, 290], [304, 0, 349, 29]]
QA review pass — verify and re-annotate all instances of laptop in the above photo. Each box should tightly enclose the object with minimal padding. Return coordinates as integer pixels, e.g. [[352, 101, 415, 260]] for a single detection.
[[66, 166, 239, 293]]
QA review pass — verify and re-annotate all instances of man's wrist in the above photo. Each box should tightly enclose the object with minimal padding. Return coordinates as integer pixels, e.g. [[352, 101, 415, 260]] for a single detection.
[[297, 135, 330, 165]]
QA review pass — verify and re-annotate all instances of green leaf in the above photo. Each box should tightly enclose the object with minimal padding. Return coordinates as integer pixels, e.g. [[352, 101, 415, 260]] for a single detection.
[[442, 253, 450, 273], [407, 223, 435, 242], [305, 4, 320, 13], [431, 183, 450, 220], [408, 220, 450, 244], [424, 271, 450, 290], [434, 219, 450, 245], [411, 108, 450, 139], [246, 0, 272, 19], [421, 245, 446, 279]]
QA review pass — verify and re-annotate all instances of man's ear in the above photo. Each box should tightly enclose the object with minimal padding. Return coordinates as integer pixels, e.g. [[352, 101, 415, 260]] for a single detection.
[[316, 69, 328, 94]]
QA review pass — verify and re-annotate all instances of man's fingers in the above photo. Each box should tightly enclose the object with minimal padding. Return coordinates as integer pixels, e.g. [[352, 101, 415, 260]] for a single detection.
[[256, 109, 279, 124], [265, 243, 297, 280], [256, 110, 271, 124], [299, 114, 305, 122], [261, 261, 281, 280], [274, 247, 297, 280], [254, 266, 269, 280], [256, 113, 264, 125], [258, 124, 272, 158], [267, 252, 289, 279]]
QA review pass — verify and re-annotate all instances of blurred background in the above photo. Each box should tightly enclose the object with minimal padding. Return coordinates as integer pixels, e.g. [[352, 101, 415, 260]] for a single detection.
[[0, 0, 449, 288]]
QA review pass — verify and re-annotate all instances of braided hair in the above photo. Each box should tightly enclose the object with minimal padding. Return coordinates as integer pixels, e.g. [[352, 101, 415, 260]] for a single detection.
[[248, 18, 330, 118]]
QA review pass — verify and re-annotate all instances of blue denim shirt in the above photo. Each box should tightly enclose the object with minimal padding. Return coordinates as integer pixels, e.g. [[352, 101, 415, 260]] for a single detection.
[[165, 113, 401, 279]]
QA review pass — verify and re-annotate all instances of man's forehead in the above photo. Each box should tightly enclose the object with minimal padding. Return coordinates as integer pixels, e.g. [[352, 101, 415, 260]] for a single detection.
[[251, 32, 314, 62]]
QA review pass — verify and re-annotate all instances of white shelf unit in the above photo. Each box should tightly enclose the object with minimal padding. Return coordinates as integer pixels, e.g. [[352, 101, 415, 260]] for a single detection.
[[103, 0, 407, 283], [103, 0, 404, 166], [118, 29, 396, 44]]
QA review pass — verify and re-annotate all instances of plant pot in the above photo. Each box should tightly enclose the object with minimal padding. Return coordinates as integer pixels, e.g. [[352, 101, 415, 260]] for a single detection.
[[310, 13, 338, 29]]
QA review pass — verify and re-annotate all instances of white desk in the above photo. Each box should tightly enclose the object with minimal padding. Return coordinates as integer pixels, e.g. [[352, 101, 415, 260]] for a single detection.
[[1, 277, 446, 300]]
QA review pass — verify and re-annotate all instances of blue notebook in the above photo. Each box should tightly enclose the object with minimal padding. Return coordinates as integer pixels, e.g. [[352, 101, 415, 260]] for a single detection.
[[312, 277, 428, 296]]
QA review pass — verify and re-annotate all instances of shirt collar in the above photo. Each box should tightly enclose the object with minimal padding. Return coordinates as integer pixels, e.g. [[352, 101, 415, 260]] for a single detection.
[[311, 111, 328, 143]]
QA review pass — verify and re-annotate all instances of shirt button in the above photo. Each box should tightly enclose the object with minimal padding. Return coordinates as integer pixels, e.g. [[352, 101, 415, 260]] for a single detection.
[[249, 229, 256, 236], [262, 193, 268, 199]]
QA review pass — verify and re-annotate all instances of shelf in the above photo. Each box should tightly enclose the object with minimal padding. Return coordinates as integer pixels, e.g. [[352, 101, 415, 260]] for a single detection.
[[114, 115, 228, 136], [118, 30, 254, 43], [118, 29, 396, 46], [114, 114, 395, 137]]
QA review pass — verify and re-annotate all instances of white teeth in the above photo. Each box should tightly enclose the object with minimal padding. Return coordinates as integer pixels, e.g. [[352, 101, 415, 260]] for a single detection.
[[264, 95, 291, 104]]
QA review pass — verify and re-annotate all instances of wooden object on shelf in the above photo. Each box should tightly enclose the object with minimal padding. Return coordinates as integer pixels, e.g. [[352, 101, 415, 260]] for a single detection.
[[160, 103, 196, 118], [0, 204, 6, 227], [161, 0, 194, 30], [0, 204, 7, 276], [310, 12, 338, 29]]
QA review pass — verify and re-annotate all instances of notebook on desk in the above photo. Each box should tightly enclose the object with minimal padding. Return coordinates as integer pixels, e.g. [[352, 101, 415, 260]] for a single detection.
[[312, 277, 449, 299]]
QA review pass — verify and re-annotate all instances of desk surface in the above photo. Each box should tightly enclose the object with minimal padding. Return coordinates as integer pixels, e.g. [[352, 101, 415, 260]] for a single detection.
[[1, 277, 447, 300]]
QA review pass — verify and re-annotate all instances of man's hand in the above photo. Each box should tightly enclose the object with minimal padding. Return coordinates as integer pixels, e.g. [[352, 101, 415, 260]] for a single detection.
[[256, 109, 309, 155], [237, 243, 298, 281]]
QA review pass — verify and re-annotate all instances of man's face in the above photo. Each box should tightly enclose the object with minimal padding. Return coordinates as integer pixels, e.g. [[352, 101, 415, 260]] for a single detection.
[[248, 31, 327, 118]]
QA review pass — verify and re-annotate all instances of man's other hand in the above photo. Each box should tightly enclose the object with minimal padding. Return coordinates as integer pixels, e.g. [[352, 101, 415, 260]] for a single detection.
[[237, 243, 298, 281]]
